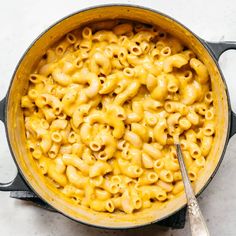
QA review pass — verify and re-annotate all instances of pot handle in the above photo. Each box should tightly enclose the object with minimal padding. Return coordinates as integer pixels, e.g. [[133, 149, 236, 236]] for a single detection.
[[0, 97, 29, 191], [205, 41, 236, 60], [0, 97, 6, 123], [206, 41, 236, 138], [230, 112, 236, 138]]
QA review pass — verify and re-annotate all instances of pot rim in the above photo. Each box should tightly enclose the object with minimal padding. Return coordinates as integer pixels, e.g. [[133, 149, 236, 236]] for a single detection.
[[4, 3, 232, 229]]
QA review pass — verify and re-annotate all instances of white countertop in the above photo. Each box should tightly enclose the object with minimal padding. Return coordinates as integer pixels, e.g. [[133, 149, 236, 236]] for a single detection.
[[0, 0, 236, 235]]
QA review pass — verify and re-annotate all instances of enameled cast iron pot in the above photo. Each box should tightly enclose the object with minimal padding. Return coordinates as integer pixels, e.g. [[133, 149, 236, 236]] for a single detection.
[[0, 4, 236, 229]]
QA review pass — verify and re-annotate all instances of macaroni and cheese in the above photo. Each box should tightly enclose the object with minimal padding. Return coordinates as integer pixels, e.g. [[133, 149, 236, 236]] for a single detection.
[[21, 20, 215, 214]]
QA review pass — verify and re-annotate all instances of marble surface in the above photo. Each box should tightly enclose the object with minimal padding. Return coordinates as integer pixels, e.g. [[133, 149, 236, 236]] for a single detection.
[[0, 0, 236, 235]]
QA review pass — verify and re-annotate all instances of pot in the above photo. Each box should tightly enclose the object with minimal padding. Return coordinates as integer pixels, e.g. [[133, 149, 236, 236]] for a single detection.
[[0, 4, 235, 229]]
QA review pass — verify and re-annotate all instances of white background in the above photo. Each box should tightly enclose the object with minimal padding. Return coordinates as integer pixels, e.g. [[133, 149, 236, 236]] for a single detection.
[[0, 0, 236, 235]]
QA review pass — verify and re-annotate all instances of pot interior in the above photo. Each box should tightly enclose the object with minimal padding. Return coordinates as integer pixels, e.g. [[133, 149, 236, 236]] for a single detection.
[[6, 5, 229, 228]]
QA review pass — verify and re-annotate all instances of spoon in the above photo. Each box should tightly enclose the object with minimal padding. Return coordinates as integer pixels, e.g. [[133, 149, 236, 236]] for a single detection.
[[175, 143, 210, 236]]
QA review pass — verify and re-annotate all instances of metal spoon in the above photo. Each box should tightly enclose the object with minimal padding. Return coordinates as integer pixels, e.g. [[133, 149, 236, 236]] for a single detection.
[[175, 143, 210, 236]]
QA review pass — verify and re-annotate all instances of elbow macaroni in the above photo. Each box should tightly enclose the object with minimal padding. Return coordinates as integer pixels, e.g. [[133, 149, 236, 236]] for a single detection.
[[21, 20, 215, 214]]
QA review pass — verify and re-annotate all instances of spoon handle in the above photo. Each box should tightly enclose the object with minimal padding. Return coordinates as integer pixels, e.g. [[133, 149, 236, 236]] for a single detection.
[[175, 144, 210, 236]]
